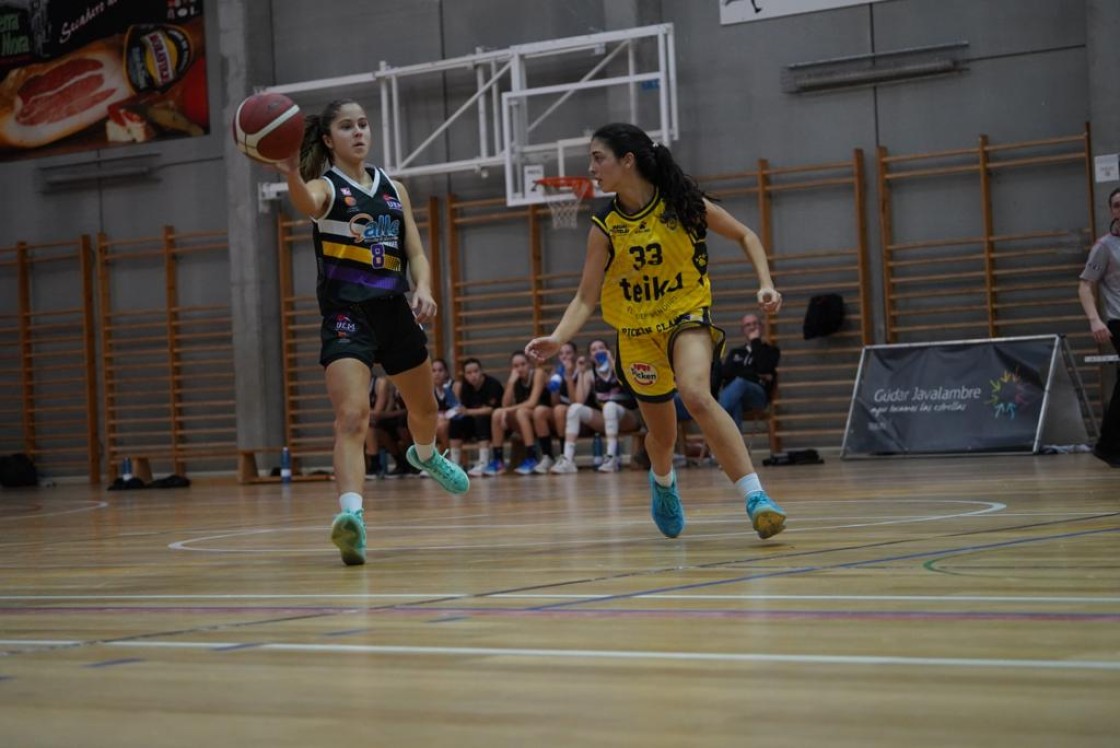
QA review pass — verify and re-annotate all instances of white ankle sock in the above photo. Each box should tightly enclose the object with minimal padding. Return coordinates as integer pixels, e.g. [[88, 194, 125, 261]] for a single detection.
[[653, 469, 674, 487], [735, 473, 763, 497], [415, 441, 435, 461], [339, 491, 363, 513]]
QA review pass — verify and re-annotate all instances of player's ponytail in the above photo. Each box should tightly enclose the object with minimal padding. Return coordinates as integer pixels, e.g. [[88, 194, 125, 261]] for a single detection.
[[592, 122, 709, 239], [299, 99, 356, 181]]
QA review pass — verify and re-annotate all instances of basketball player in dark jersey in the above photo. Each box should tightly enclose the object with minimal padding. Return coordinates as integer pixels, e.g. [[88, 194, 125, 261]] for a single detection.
[[277, 98, 469, 566], [526, 123, 786, 541]]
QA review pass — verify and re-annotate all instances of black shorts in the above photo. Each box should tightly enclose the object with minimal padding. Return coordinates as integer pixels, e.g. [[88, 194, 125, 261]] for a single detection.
[[320, 295, 428, 375], [449, 413, 491, 442], [375, 415, 407, 433]]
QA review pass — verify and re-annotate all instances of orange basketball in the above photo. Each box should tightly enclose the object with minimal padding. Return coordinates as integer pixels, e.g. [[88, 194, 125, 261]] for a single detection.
[[232, 92, 303, 164]]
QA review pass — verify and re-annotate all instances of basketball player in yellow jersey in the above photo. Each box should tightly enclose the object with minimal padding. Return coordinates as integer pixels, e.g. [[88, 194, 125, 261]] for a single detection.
[[526, 123, 787, 540]]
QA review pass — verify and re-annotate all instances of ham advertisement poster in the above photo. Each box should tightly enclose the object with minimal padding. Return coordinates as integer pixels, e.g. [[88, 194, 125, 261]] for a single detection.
[[0, 0, 209, 161]]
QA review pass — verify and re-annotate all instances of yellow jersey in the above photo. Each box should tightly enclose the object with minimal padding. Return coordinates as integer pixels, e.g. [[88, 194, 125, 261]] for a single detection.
[[591, 190, 711, 336]]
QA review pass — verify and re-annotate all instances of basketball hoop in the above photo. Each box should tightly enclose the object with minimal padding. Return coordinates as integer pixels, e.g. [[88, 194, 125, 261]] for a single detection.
[[535, 176, 594, 230]]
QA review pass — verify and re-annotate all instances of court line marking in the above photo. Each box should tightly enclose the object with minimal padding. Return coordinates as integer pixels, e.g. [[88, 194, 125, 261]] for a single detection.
[[0, 501, 108, 522], [6, 514, 1115, 662], [437, 512, 1120, 615], [527, 525, 1120, 611], [2, 593, 1119, 604], [0, 638, 1116, 671], [4, 606, 1115, 622], [84, 657, 145, 668], [165, 499, 1008, 553]]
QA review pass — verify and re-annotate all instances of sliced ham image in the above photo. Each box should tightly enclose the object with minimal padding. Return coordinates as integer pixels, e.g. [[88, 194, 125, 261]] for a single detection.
[[0, 38, 131, 149], [105, 103, 155, 143]]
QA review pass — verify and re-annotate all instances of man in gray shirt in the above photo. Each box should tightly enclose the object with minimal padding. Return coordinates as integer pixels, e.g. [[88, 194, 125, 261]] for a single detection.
[[1079, 187, 1120, 467]]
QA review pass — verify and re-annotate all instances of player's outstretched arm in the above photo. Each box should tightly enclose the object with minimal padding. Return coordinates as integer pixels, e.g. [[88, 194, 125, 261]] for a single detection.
[[705, 198, 782, 314], [526, 227, 608, 362], [274, 152, 329, 219]]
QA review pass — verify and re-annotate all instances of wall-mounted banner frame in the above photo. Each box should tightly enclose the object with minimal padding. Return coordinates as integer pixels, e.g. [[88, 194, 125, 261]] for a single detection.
[[0, 0, 209, 162], [842, 336, 1097, 458], [720, 0, 891, 26]]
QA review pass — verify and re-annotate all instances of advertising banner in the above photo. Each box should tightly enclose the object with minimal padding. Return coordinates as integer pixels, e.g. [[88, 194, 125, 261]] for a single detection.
[[720, 0, 891, 26], [0, 0, 208, 161], [842, 337, 1075, 456]]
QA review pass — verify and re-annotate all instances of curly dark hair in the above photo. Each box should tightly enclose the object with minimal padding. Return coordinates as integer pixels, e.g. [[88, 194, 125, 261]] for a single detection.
[[591, 123, 709, 238]]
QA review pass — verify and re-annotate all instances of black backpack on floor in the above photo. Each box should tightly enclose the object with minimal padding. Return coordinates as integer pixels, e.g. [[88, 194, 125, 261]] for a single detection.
[[0, 453, 39, 487]]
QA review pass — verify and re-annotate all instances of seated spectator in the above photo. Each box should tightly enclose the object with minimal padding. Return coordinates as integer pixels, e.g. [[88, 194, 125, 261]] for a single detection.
[[364, 373, 383, 476], [531, 340, 582, 474], [718, 313, 780, 431], [431, 357, 459, 453], [473, 351, 548, 476], [371, 375, 419, 478], [449, 357, 504, 472], [551, 338, 642, 473], [672, 394, 709, 467]]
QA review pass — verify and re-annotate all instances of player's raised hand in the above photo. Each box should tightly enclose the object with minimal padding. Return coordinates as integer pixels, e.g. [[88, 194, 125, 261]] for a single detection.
[[758, 287, 783, 314], [525, 336, 561, 364], [271, 151, 299, 176]]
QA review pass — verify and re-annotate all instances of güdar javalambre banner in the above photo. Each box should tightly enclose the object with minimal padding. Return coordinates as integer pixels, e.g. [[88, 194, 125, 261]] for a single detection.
[[842, 338, 1056, 456], [0, 0, 208, 161]]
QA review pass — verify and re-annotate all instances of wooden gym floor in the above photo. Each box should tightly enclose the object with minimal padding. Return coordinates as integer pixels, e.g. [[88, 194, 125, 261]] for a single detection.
[[1, 454, 1117, 747]]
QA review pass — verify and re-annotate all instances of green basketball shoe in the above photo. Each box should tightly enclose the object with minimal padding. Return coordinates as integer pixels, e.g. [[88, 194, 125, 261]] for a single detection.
[[746, 491, 786, 540], [406, 445, 470, 495], [330, 509, 366, 566], [649, 471, 685, 538]]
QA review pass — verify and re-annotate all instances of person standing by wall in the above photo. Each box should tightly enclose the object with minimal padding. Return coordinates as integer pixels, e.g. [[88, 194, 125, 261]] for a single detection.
[[1079, 187, 1120, 468], [277, 98, 470, 566], [526, 123, 788, 540]]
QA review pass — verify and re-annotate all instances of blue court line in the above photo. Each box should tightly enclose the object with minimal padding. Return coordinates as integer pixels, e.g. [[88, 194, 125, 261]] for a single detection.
[[526, 525, 1120, 612], [323, 628, 370, 637], [84, 657, 145, 668], [454, 512, 1120, 607], [383, 606, 1120, 623], [211, 642, 263, 652]]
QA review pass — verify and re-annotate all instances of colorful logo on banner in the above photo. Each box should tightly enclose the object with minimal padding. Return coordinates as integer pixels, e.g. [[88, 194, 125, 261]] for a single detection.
[[987, 369, 1029, 419]]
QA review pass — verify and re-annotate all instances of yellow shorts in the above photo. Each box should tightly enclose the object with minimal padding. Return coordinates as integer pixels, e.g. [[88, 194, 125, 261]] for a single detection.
[[615, 311, 726, 402]]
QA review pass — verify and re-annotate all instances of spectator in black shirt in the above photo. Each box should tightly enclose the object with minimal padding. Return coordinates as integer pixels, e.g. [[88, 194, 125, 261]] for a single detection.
[[449, 357, 505, 469], [717, 313, 780, 431]]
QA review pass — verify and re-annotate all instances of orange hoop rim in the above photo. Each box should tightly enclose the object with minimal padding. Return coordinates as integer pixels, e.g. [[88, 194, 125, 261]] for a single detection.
[[535, 176, 594, 200]]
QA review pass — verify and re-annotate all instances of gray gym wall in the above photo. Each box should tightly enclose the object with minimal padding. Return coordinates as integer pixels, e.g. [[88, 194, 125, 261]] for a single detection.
[[1, 0, 1116, 456]]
